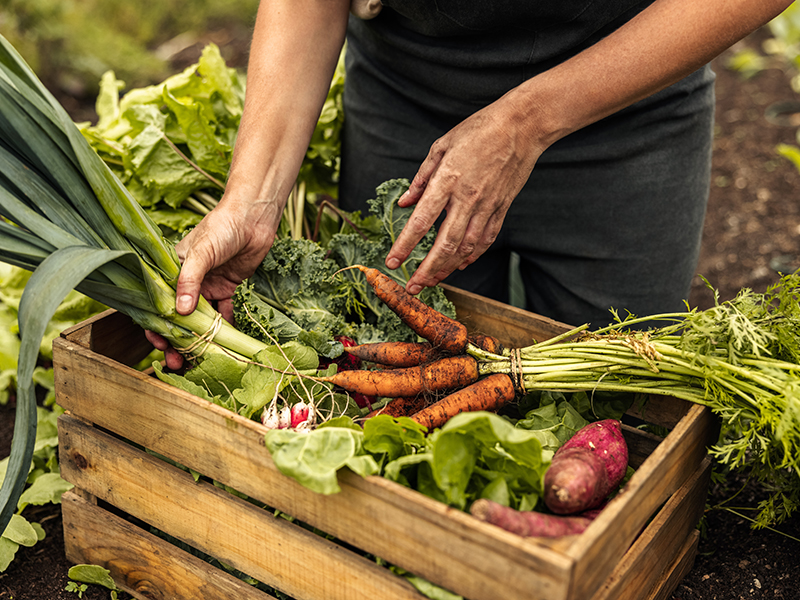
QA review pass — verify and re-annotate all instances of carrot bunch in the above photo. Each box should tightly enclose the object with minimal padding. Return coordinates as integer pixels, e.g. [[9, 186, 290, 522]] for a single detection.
[[319, 266, 514, 429]]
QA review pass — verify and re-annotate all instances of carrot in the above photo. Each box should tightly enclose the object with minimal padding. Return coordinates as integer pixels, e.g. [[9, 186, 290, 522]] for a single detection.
[[468, 333, 504, 355], [348, 265, 468, 354], [544, 419, 629, 515], [345, 341, 442, 367], [364, 394, 428, 419], [320, 355, 479, 398], [470, 499, 594, 538], [410, 373, 516, 430]]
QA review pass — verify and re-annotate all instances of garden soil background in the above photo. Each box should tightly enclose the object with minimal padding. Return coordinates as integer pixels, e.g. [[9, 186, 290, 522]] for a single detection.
[[1, 28, 800, 600]]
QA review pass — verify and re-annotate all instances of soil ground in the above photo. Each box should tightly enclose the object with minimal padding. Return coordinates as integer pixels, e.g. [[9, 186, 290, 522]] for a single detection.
[[1, 28, 800, 600]]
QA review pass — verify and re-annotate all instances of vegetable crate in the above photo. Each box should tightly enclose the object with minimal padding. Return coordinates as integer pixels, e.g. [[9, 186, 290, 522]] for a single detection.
[[54, 285, 715, 600]]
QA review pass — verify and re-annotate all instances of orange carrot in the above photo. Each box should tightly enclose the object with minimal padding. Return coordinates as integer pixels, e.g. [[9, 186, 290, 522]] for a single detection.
[[364, 394, 428, 419], [320, 355, 479, 398], [469, 333, 504, 355], [345, 341, 442, 367], [350, 265, 468, 354], [410, 373, 516, 430], [470, 499, 594, 538]]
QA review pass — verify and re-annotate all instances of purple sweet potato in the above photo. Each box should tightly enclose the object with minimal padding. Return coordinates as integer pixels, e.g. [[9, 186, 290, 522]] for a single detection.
[[544, 419, 629, 515], [470, 499, 595, 538]]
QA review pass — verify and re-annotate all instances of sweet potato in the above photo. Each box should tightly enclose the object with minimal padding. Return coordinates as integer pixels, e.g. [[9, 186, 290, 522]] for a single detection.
[[544, 419, 628, 515], [470, 499, 595, 538]]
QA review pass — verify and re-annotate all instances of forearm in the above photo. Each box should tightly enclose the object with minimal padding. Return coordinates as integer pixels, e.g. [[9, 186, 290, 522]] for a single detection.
[[517, 0, 792, 148], [222, 0, 349, 220]]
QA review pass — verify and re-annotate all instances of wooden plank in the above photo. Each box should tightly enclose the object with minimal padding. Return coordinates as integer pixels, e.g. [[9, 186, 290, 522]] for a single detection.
[[59, 415, 426, 600], [54, 337, 575, 600], [442, 284, 574, 348], [55, 300, 713, 600], [591, 457, 711, 600], [646, 531, 700, 600], [62, 491, 275, 600], [61, 308, 153, 368], [564, 402, 714, 599]]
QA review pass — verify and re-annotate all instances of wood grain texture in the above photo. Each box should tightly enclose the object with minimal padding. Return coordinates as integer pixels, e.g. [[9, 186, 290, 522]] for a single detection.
[[54, 288, 715, 600], [441, 284, 574, 348], [646, 531, 701, 600], [59, 416, 425, 600], [53, 336, 574, 600], [62, 491, 274, 600], [565, 403, 714, 599], [591, 457, 711, 600]]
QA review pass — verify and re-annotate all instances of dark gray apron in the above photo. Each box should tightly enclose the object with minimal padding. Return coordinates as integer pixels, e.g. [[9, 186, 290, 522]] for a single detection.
[[340, 1, 715, 327]]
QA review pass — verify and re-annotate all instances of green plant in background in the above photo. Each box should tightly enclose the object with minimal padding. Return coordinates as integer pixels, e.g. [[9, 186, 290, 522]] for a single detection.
[[725, 4, 800, 173], [0, 264, 109, 571], [82, 41, 345, 241], [0, 0, 259, 98]]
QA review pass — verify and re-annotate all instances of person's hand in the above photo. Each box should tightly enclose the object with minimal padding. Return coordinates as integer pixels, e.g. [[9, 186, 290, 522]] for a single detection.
[[145, 195, 284, 369], [384, 93, 548, 294]]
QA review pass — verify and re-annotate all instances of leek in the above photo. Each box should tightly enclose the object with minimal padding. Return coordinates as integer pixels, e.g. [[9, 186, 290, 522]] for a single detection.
[[0, 34, 271, 533]]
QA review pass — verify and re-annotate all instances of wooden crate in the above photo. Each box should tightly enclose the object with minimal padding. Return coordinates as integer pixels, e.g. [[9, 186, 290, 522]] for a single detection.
[[54, 285, 716, 600]]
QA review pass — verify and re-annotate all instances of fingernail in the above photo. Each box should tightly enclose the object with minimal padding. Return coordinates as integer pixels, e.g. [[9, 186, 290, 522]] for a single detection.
[[407, 284, 422, 295], [386, 257, 401, 270], [176, 294, 193, 314]]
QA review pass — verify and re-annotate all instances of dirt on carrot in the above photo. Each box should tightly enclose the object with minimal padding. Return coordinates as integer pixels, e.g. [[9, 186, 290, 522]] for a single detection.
[[346, 265, 468, 354], [345, 341, 442, 367], [468, 333, 504, 355], [321, 355, 479, 398], [410, 372, 516, 430]]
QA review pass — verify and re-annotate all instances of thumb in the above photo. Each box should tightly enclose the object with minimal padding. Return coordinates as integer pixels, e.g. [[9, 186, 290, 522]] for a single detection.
[[175, 252, 211, 315]]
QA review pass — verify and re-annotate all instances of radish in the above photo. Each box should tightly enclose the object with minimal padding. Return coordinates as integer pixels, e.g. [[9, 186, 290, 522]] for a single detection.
[[291, 399, 316, 431]]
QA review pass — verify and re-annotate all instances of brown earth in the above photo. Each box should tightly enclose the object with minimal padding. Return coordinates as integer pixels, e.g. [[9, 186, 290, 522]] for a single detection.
[[1, 29, 800, 600]]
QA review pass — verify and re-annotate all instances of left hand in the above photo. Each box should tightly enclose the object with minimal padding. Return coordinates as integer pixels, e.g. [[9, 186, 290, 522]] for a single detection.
[[384, 92, 546, 294]]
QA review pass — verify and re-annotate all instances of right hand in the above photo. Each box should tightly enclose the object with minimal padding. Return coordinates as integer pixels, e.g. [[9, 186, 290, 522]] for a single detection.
[[145, 196, 284, 369]]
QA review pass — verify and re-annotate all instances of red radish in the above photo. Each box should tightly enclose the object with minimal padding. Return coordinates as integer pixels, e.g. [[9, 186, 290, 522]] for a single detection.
[[544, 419, 629, 515], [290, 399, 316, 431]]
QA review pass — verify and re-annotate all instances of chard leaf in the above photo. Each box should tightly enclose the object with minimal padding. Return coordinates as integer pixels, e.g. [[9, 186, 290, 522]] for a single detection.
[[516, 394, 589, 455], [94, 71, 127, 134], [232, 343, 318, 419], [264, 427, 366, 494], [0, 537, 18, 571], [362, 415, 427, 463], [1, 514, 37, 547], [125, 124, 209, 208], [162, 88, 231, 178], [17, 472, 73, 510], [184, 353, 245, 399], [152, 362, 218, 403], [431, 412, 547, 510], [68, 564, 118, 591], [145, 207, 203, 234]]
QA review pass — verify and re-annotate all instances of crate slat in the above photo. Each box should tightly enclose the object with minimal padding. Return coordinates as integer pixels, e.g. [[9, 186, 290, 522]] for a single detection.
[[62, 491, 275, 600], [592, 457, 711, 600], [59, 415, 427, 600], [54, 336, 574, 600], [55, 286, 714, 600]]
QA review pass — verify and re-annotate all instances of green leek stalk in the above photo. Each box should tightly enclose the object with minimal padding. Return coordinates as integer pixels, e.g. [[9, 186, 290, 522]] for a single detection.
[[0, 35, 271, 534]]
